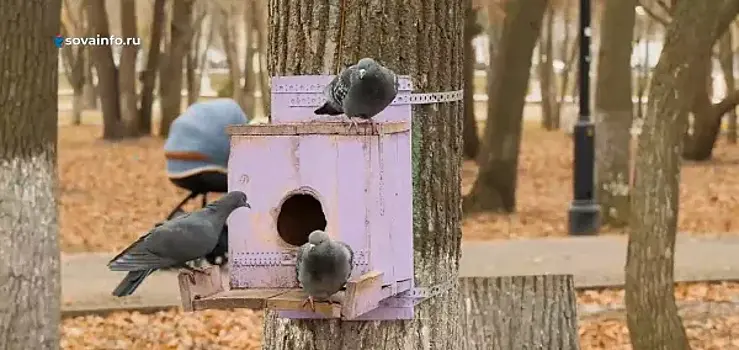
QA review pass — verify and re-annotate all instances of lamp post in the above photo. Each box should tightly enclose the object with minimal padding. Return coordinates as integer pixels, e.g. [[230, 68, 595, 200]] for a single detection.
[[568, 0, 600, 235]]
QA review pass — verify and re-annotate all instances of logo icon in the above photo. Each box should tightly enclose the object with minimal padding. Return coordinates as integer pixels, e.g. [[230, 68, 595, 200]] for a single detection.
[[54, 35, 64, 48]]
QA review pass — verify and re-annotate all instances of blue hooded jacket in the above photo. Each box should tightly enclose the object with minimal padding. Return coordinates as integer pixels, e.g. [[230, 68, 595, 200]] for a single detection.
[[163, 99, 249, 177]]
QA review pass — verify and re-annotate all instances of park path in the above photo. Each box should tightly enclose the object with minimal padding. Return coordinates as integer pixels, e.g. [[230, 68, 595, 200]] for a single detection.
[[62, 234, 739, 316]]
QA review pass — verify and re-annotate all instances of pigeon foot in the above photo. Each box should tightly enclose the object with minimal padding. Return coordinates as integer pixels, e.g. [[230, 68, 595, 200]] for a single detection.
[[301, 295, 316, 312], [345, 116, 360, 132], [180, 265, 208, 284]]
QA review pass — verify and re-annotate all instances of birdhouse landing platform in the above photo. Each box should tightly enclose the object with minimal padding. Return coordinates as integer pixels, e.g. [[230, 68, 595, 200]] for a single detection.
[[179, 267, 415, 320]]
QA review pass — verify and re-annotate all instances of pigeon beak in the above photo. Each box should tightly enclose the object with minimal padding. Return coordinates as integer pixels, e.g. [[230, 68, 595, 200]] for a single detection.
[[244, 202, 251, 209], [359, 69, 366, 79]]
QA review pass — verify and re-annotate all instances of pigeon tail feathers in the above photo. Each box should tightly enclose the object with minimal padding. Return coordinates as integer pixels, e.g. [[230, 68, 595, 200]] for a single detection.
[[112, 269, 153, 297], [314, 103, 343, 116]]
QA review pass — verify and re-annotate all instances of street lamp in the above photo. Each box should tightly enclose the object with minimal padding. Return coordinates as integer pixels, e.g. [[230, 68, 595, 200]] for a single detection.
[[568, 0, 600, 235]]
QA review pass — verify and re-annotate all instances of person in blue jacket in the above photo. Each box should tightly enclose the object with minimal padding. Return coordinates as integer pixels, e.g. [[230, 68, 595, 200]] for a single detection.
[[163, 98, 250, 218]]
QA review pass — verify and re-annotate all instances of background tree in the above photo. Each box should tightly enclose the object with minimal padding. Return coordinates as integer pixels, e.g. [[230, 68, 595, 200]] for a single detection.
[[87, 0, 125, 139], [0, 1, 61, 348], [594, 0, 636, 229], [464, 0, 548, 213], [159, 0, 197, 137], [262, 0, 464, 347], [640, 0, 739, 160], [537, 0, 577, 131], [625, 1, 739, 349], [251, 0, 270, 118], [538, 1, 556, 130], [186, 1, 214, 105], [60, 0, 88, 125], [138, 0, 166, 136], [719, 28, 738, 144], [118, 0, 139, 132], [463, 0, 482, 160]]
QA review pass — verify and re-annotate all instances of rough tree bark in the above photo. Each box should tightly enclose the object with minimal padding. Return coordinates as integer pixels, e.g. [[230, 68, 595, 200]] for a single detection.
[[262, 0, 464, 348], [87, 0, 123, 139], [463, 1, 481, 160], [719, 30, 737, 144], [539, 2, 556, 131], [625, 1, 739, 349], [138, 0, 166, 136], [463, 0, 547, 214], [0, 1, 61, 348], [118, 0, 139, 136], [459, 275, 580, 350], [594, 0, 635, 229], [159, 0, 195, 137]]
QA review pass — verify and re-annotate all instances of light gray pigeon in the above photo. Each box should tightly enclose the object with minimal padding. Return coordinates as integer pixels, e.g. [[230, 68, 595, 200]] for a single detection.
[[295, 230, 354, 311], [314, 57, 399, 132], [108, 191, 250, 297]]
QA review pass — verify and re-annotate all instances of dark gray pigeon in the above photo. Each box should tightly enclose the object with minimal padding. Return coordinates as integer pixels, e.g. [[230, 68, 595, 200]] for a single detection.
[[295, 230, 354, 311], [314, 57, 399, 132], [108, 191, 249, 297]]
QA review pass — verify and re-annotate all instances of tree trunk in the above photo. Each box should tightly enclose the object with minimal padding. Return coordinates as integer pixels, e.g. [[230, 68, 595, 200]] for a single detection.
[[635, 19, 652, 120], [220, 13, 244, 111], [460, 275, 580, 350], [62, 44, 85, 126], [87, 0, 123, 140], [539, 3, 556, 131], [240, 6, 257, 118], [82, 46, 97, 110], [252, 0, 270, 118], [719, 30, 737, 144], [0, 1, 61, 348], [625, 2, 739, 349], [159, 0, 194, 137], [554, 0, 575, 130], [262, 0, 464, 347], [186, 7, 203, 106], [72, 89, 83, 125], [594, 0, 635, 229], [186, 51, 198, 105], [138, 0, 166, 136], [463, 0, 547, 214], [192, 16, 215, 105], [118, 0, 139, 137], [681, 7, 739, 161], [682, 56, 739, 161], [463, 1, 481, 159]]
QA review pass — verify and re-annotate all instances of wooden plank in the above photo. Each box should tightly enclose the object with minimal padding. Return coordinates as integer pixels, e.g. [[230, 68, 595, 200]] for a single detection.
[[192, 289, 290, 311], [342, 270, 384, 320], [226, 121, 409, 136], [266, 289, 342, 318], [178, 266, 224, 312]]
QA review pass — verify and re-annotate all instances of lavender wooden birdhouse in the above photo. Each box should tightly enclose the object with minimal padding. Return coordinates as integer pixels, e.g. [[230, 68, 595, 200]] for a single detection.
[[177, 75, 419, 321]]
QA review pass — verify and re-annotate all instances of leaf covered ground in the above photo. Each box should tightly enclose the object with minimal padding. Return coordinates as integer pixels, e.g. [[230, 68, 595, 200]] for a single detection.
[[58, 124, 739, 349]]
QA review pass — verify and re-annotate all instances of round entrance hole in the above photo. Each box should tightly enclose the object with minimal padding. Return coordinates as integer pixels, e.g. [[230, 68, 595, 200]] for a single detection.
[[276, 192, 327, 246]]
